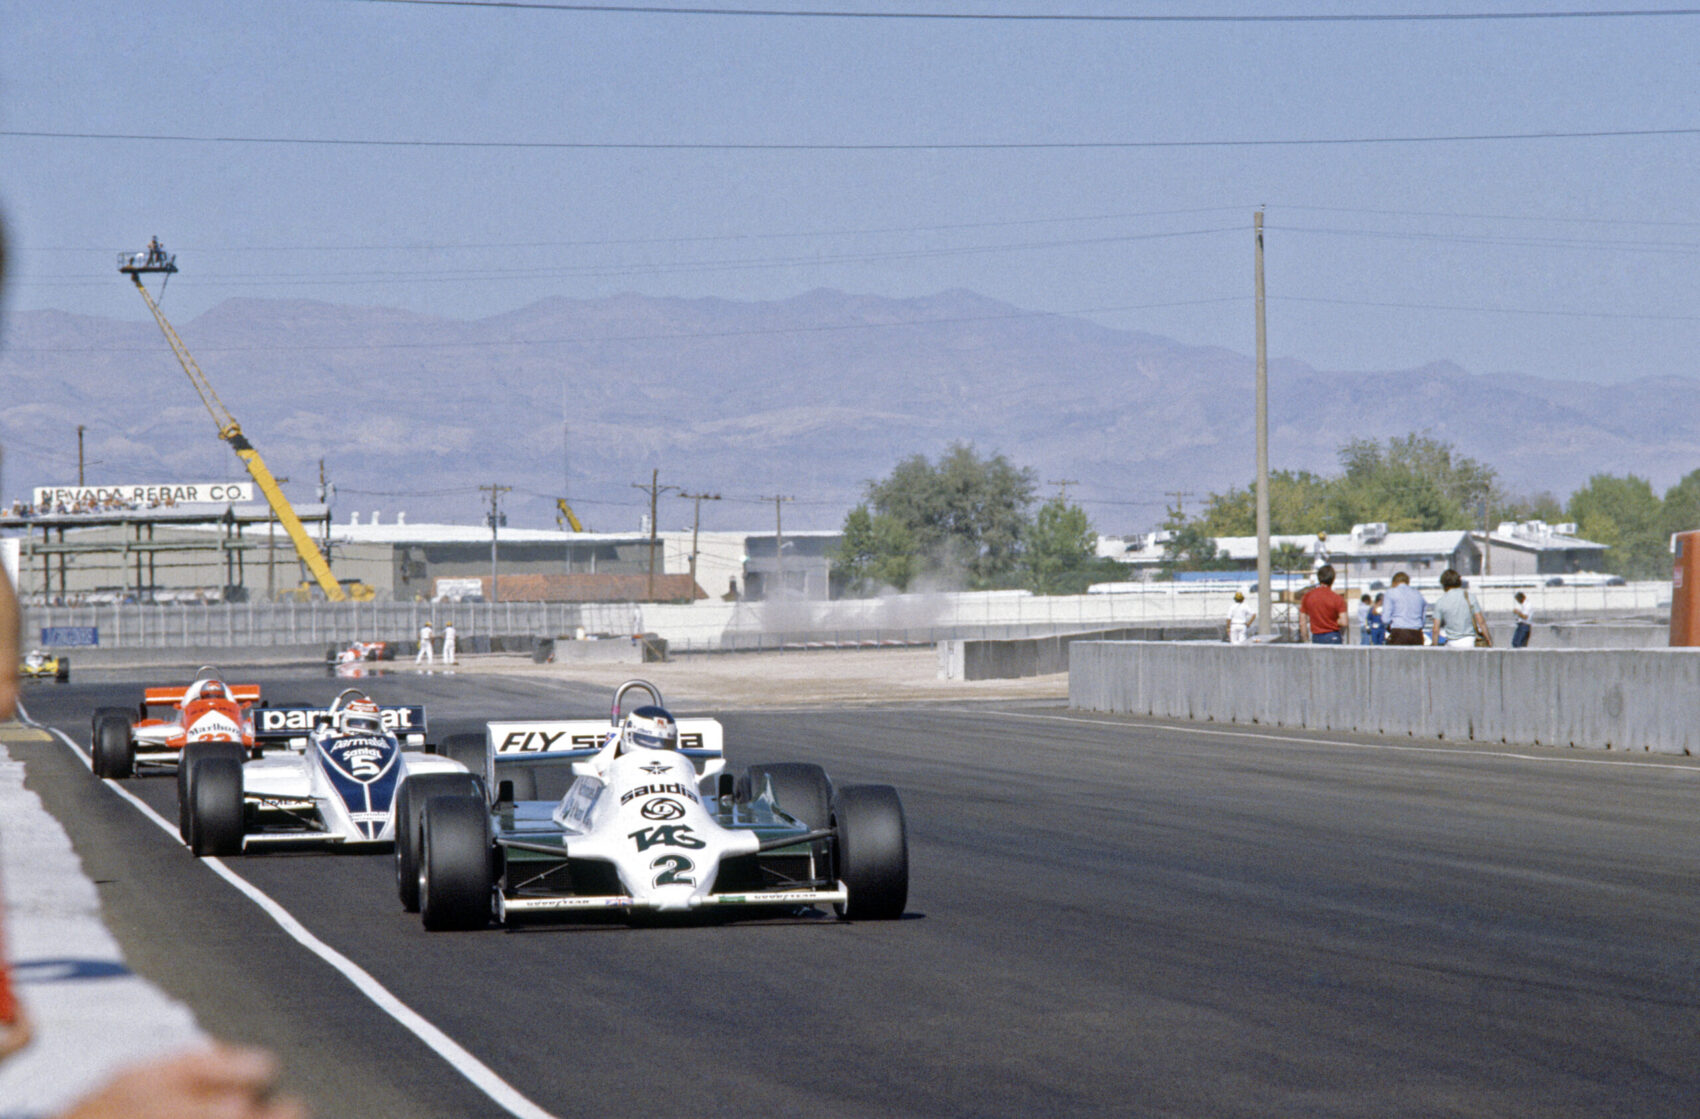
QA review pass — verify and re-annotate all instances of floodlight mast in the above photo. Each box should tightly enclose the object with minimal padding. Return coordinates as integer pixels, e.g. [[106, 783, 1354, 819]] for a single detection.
[[120, 240, 347, 602]]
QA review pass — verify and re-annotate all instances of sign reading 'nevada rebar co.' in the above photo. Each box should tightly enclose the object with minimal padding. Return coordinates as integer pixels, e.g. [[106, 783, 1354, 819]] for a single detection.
[[31, 482, 256, 507]]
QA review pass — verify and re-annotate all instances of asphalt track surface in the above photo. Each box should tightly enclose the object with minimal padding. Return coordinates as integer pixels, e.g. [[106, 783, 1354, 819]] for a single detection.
[[15, 667, 1700, 1118]]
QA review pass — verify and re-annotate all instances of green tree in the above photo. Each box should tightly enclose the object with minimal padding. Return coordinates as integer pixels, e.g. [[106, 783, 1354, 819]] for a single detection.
[[1270, 542, 1309, 572], [1662, 468, 1700, 539], [1568, 473, 1666, 578], [1023, 497, 1121, 595], [1334, 433, 1495, 531], [1160, 506, 1234, 574], [832, 504, 921, 594], [1199, 470, 1336, 536], [863, 443, 1037, 588]]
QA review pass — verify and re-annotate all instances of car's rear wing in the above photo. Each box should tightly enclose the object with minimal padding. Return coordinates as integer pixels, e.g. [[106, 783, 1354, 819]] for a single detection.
[[478, 718, 724, 790], [144, 684, 262, 707], [251, 704, 429, 749]]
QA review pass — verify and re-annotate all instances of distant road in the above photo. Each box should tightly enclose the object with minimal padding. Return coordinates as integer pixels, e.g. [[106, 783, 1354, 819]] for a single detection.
[[17, 669, 1700, 1117]]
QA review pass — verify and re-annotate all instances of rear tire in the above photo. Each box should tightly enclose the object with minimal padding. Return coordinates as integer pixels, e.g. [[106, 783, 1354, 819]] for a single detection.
[[55, 657, 70, 683], [438, 733, 487, 779], [833, 784, 908, 921], [92, 716, 134, 780], [420, 795, 492, 931], [188, 756, 246, 857], [396, 772, 484, 912], [741, 763, 832, 831]]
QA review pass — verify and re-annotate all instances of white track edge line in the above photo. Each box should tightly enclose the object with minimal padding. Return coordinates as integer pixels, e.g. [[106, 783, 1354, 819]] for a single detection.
[[25, 711, 558, 1119], [973, 707, 1700, 772]]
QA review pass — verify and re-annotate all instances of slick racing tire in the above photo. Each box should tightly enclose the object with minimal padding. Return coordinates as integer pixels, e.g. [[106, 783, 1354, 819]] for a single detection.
[[90, 706, 129, 739], [54, 657, 69, 683], [832, 784, 908, 921], [92, 715, 135, 780], [739, 763, 833, 831], [396, 772, 484, 912], [188, 756, 246, 858], [178, 743, 248, 845], [438, 733, 487, 778], [419, 794, 492, 931]]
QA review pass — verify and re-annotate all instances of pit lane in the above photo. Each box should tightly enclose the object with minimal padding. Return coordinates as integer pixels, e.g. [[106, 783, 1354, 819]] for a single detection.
[[16, 666, 1700, 1118]]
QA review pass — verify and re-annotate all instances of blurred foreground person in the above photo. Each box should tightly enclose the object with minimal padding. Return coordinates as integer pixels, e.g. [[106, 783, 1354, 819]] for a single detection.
[[0, 220, 308, 1119]]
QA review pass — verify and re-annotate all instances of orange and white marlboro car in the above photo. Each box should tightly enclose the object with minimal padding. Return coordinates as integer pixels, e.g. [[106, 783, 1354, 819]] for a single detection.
[[89, 667, 261, 780]]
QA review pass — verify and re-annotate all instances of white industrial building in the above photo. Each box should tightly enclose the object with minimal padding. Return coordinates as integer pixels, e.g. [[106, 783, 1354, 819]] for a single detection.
[[1102, 520, 1607, 583]]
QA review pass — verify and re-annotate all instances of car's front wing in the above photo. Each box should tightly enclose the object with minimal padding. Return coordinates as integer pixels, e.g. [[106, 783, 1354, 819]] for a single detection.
[[496, 883, 849, 920]]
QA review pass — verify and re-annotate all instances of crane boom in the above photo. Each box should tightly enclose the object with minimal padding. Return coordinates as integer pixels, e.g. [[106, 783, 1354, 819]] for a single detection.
[[125, 265, 347, 602]]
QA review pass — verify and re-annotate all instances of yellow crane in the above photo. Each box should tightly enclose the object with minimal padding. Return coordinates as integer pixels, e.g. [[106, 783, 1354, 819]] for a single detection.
[[555, 498, 586, 533], [120, 238, 348, 602]]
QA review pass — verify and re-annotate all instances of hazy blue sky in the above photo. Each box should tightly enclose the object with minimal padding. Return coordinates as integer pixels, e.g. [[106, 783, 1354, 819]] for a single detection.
[[3, 0, 1698, 388]]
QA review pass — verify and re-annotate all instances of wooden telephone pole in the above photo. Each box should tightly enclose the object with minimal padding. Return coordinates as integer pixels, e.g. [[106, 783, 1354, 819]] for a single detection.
[[679, 491, 721, 593], [632, 470, 678, 601]]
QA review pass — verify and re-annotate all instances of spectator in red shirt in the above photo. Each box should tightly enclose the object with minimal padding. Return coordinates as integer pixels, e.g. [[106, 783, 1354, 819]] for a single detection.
[[1299, 564, 1348, 644]]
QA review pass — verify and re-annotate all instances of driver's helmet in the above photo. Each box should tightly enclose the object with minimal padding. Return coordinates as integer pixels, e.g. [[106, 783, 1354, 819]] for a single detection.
[[619, 705, 678, 753], [341, 698, 384, 735], [24, 650, 45, 667], [200, 681, 226, 701]]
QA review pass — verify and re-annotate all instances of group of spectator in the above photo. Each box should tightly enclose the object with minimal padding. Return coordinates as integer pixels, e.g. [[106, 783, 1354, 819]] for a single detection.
[[1229, 565, 1535, 648]]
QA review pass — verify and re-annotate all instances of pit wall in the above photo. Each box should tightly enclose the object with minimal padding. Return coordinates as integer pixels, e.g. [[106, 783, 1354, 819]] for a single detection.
[[1068, 641, 1700, 756]]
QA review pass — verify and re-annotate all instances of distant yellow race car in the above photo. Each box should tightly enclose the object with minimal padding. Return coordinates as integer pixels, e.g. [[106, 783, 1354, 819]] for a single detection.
[[20, 649, 70, 683]]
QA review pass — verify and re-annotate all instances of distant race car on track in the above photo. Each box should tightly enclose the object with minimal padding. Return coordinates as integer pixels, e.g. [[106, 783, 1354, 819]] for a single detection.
[[398, 679, 909, 931], [89, 667, 260, 779], [177, 687, 474, 857], [19, 649, 69, 683], [325, 640, 396, 672]]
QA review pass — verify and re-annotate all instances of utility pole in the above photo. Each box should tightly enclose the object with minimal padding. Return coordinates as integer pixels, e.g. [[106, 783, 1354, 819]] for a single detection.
[[480, 483, 510, 603], [679, 491, 721, 593], [1164, 490, 1195, 519], [76, 426, 86, 486], [631, 470, 678, 601], [762, 495, 793, 600], [1048, 478, 1080, 502], [1254, 210, 1273, 636]]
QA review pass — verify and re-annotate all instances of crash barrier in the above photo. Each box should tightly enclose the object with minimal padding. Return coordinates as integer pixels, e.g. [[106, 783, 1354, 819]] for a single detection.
[[19, 582, 1671, 656], [531, 635, 664, 665], [939, 625, 1219, 681], [1068, 641, 1700, 755]]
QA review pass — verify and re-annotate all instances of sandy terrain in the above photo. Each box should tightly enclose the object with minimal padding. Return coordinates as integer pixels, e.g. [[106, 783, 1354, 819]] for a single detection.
[[446, 646, 1068, 708]]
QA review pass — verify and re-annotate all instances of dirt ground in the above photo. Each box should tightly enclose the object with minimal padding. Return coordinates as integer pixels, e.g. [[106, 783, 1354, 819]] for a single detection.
[[445, 646, 1068, 708]]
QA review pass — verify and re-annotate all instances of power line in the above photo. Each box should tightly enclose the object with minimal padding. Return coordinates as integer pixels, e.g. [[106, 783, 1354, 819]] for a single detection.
[[349, 2, 1700, 25], [8, 126, 1700, 150], [14, 225, 1241, 285], [12, 206, 1252, 255]]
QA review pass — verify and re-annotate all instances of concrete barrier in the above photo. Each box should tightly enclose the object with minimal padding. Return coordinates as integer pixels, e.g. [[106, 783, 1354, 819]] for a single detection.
[[1068, 642, 1700, 755], [939, 625, 1220, 680]]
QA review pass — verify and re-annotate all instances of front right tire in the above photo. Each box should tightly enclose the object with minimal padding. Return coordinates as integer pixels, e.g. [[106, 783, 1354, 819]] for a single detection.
[[833, 784, 909, 921]]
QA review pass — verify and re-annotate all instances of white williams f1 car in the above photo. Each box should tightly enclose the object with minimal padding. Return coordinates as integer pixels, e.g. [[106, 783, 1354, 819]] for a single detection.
[[398, 680, 909, 930], [177, 688, 476, 857]]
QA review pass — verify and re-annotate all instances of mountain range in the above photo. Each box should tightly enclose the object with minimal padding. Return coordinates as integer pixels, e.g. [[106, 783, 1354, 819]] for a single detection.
[[3, 288, 1696, 534]]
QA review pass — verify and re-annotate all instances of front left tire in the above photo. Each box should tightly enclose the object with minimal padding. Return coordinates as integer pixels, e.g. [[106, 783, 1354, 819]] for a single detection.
[[188, 756, 245, 857], [420, 794, 493, 931]]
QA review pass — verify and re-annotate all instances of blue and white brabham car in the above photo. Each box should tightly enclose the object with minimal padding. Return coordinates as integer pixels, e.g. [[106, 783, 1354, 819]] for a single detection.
[[396, 680, 909, 930], [177, 688, 477, 857]]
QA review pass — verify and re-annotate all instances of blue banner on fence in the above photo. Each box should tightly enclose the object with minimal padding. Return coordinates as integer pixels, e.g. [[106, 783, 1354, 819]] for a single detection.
[[40, 627, 98, 647]]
